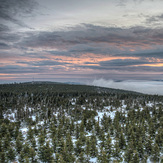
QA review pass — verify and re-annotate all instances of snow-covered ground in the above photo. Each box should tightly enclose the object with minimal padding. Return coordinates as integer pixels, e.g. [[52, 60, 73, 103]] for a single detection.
[[2, 99, 162, 163]]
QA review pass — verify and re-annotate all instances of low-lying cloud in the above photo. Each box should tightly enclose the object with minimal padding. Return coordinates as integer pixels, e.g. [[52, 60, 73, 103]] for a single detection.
[[92, 78, 163, 95]]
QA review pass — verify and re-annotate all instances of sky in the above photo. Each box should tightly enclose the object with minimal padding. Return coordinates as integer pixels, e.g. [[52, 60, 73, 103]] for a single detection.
[[0, 0, 163, 94]]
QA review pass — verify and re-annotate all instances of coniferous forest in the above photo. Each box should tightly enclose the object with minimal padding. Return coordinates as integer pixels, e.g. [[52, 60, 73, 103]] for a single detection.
[[0, 82, 162, 163]]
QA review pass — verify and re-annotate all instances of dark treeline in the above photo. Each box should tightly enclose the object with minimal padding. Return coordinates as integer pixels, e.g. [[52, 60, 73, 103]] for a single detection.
[[0, 82, 162, 162]]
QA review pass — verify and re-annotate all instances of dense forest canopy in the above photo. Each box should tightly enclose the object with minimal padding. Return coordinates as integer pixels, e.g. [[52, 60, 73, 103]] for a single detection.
[[0, 82, 162, 162]]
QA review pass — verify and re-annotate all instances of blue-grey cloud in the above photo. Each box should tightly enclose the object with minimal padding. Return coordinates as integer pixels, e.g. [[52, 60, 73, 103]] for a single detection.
[[0, 42, 9, 49], [0, 64, 64, 74], [79, 59, 163, 72], [0, 24, 10, 32], [79, 65, 163, 72], [99, 59, 156, 67], [0, 0, 38, 27], [0, 32, 21, 42], [115, 51, 163, 59], [17, 60, 68, 66], [0, 65, 43, 74], [19, 24, 163, 59], [146, 13, 163, 24]]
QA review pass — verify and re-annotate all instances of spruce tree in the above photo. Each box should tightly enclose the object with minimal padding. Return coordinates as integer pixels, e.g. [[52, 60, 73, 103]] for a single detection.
[[3, 134, 10, 150], [24, 156, 30, 163], [22, 143, 30, 158], [7, 146, 16, 162], [58, 154, 66, 163], [113, 138, 121, 160], [99, 132, 106, 148], [61, 142, 69, 162], [0, 152, 6, 163], [105, 132, 112, 160], [39, 141, 54, 162], [58, 137, 65, 153], [38, 134, 45, 146], [16, 136, 23, 154], [151, 143, 160, 162], [75, 125, 80, 139], [155, 128, 163, 148], [77, 151, 85, 163], [124, 141, 134, 162], [19, 150, 25, 163], [27, 125, 33, 141], [145, 136, 153, 155], [132, 150, 139, 163], [85, 137, 91, 157], [29, 147, 37, 162], [98, 148, 108, 163], [66, 133, 74, 153], [90, 137, 98, 157], [75, 139, 83, 156], [137, 137, 144, 159], [119, 131, 126, 149], [31, 137, 37, 150], [50, 124, 57, 138], [52, 136, 58, 152]]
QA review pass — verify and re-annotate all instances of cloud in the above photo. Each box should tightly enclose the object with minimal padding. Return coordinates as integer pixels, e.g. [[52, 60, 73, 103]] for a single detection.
[[19, 52, 47, 59], [0, 0, 163, 84], [0, 23, 162, 81], [0, 24, 10, 32], [115, 51, 163, 59], [79, 64, 163, 73], [146, 13, 163, 24], [19, 24, 163, 58], [0, 23, 22, 44], [0, 42, 9, 49], [0, 32, 21, 43], [17, 60, 68, 66], [115, 0, 146, 7], [78, 58, 163, 73], [0, 65, 43, 74], [10, 24, 162, 77], [0, 0, 38, 45], [0, 0, 38, 28], [99, 59, 154, 67], [92, 78, 163, 95]]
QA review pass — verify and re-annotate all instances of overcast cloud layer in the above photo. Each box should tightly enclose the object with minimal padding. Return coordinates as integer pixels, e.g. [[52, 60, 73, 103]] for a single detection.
[[0, 0, 163, 94]]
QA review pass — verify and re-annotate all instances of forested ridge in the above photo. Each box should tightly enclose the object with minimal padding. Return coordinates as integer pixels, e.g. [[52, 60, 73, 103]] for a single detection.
[[0, 82, 162, 163]]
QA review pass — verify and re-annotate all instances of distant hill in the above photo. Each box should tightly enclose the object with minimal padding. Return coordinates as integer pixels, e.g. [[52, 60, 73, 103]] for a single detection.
[[0, 81, 142, 95]]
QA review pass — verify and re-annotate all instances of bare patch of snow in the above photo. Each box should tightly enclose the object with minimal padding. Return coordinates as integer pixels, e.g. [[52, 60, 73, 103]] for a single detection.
[[89, 157, 97, 163]]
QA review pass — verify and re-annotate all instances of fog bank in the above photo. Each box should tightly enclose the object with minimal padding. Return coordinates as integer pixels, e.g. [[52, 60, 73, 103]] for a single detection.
[[91, 79, 163, 95]]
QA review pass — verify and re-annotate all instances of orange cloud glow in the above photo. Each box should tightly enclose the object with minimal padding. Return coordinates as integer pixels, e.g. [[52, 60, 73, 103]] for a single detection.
[[47, 53, 139, 66], [140, 63, 163, 67]]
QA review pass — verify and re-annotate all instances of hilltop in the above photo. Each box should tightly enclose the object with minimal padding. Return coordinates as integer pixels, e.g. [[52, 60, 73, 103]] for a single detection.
[[0, 81, 143, 95]]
